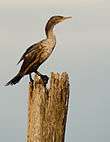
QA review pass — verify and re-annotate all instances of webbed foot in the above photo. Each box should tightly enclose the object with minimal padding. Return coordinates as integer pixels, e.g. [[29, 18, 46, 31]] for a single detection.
[[40, 75, 49, 87]]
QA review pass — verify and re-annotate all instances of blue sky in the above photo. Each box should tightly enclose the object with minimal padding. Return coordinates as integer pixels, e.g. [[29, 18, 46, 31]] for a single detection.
[[0, 0, 110, 142]]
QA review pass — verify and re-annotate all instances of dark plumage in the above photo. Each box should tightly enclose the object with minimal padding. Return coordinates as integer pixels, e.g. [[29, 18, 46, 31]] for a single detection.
[[6, 15, 71, 86]]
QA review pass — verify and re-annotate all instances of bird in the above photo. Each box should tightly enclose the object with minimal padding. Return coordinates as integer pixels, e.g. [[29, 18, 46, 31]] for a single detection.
[[6, 15, 71, 86]]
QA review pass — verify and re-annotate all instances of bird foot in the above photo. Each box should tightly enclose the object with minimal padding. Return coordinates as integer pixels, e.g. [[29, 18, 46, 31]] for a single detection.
[[40, 75, 49, 87]]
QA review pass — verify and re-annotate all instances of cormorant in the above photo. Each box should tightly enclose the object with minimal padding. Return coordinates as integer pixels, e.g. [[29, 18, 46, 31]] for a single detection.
[[6, 15, 71, 86]]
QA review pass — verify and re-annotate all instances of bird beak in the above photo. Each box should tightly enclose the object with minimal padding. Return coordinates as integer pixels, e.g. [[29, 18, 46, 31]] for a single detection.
[[63, 16, 72, 20]]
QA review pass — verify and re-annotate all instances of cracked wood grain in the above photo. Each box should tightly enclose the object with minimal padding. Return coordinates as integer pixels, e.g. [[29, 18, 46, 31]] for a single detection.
[[27, 72, 70, 142]]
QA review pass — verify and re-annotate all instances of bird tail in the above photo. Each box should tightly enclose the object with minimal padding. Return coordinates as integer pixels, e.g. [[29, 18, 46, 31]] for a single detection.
[[5, 73, 22, 86]]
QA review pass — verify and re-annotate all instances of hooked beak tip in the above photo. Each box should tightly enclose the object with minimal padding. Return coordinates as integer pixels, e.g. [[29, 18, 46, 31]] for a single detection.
[[64, 16, 72, 20]]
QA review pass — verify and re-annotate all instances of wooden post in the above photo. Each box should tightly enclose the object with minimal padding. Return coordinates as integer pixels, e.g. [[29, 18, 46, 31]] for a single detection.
[[27, 72, 70, 142]]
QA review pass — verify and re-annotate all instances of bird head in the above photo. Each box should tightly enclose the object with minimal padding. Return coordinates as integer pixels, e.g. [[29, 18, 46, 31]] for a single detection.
[[45, 15, 72, 37], [48, 15, 72, 25]]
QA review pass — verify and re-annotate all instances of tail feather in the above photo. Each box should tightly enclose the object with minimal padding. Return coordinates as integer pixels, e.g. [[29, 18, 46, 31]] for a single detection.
[[5, 74, 22, 86]]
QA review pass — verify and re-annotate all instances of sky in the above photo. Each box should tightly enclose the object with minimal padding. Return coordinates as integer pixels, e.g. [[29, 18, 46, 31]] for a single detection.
[[0, 0, 105, 8], [0, 0, 110, 142]]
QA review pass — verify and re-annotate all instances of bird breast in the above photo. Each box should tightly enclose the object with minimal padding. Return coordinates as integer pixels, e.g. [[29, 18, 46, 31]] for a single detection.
[[40, 38, 56, 61]]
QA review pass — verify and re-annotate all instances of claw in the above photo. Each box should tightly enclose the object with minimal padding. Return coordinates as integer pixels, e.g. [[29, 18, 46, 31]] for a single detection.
[[41, 75, 49, 86]]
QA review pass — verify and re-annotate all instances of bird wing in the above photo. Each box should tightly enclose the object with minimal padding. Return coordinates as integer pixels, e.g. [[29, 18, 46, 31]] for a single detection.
[[19, 43, 42, 75], [17, 43, 40, 64]]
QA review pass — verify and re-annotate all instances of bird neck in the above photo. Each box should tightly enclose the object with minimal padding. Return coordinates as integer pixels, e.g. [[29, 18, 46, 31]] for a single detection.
[[45, 22, 55, 39]]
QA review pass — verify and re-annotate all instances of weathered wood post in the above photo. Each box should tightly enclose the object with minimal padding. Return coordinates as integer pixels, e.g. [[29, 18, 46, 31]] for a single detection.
[[27, 72, 70, 142]]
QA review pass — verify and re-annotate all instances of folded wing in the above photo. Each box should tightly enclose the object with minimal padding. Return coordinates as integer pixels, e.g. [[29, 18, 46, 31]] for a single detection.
[[18, 42, 42, 75], [17, 43, 40, 64]]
